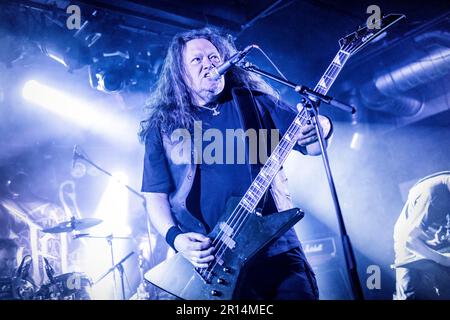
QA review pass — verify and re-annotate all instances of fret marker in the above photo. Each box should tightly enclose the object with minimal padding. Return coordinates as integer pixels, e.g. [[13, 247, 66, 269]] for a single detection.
[[318, 78, 328, 89], [333, 55, 342, 66]]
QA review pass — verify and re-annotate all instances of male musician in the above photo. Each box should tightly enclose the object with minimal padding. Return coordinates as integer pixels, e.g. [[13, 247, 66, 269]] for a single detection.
[[139, 27, 332, 299], [0, 238, 18, 278], [393, 171, 450, 299]]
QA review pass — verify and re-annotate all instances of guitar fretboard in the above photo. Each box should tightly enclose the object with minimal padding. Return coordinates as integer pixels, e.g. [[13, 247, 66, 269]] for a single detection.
[[237, 50, 350, 214]]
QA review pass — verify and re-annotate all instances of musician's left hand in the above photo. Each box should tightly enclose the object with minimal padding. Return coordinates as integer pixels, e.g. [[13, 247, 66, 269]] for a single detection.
[[296, 123, 319, 146], [295, 115, 332, 147], [295, 115, 332, 155]]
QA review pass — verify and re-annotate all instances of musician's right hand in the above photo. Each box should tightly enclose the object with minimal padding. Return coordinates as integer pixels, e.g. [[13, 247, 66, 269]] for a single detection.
[[174, 232, 215, 268]]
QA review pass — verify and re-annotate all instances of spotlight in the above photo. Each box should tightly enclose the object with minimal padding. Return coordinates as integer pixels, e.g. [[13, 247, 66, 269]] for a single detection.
[[91, 68, 126, 93], [350, 132, 363, 150], [37, 10, 101, 71], [22, 80, 138, 145], [88, 51, 133, 93], [39, 38, 91, 71]]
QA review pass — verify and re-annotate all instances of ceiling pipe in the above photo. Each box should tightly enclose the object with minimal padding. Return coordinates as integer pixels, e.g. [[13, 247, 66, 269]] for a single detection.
[[360, 42, 450, 116]]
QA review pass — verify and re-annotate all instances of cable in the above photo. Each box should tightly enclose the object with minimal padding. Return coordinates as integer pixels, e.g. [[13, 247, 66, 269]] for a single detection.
[[247, 45, 289, 81]]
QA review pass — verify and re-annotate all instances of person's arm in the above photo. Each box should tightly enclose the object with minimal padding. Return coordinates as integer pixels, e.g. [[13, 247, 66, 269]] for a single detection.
[[406, 227, 450, 267], [143, 192, 214, 268]]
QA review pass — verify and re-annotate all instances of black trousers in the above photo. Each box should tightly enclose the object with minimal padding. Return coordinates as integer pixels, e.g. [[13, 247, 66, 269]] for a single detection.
[[234, 247, 319, 300]]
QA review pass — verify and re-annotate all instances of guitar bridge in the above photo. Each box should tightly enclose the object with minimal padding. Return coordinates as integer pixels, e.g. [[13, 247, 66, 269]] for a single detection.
[[195, 267, 213, 284]]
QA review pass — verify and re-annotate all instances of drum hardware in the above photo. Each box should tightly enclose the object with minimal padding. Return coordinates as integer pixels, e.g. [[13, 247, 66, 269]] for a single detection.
[[73, 233, 134, 300], [34, 272, 93, 300], [135, 250, 151, 299], [2, 255, 38, 300], [95, 251, 135, 300], [71, 144, 156, 298], [42, 216, 103, 234], [43, 257, 55, 283]]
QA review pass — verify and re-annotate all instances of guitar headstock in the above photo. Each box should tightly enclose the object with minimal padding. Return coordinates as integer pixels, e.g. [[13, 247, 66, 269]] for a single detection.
[[339, 13, 405, 56]]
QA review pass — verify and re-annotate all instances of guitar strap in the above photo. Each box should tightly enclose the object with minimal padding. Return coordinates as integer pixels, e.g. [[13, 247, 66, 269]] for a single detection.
[[233, 88, 275, 213]]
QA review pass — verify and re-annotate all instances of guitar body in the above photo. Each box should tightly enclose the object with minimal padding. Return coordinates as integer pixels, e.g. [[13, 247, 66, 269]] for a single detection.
[[145, 197, 304, 300]]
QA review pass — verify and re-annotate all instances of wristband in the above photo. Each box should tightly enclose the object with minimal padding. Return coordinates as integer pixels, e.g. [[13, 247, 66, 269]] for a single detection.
[[165, 226, 183, 251]]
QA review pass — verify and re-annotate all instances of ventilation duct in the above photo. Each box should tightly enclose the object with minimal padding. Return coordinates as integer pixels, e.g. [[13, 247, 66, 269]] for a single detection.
[[360, 42, 450, 116]]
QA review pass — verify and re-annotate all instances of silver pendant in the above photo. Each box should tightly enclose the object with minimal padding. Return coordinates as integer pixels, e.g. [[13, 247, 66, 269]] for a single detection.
[[212, 109, 220, 116]]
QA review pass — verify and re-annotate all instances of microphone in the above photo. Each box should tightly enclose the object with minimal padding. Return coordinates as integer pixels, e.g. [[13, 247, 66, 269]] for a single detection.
[[210, 44, 258, 80], [43, 257, 55, 283], [72, 145, 78, 169], [12, 255, 35, 299], [15, 255, 32, 279]]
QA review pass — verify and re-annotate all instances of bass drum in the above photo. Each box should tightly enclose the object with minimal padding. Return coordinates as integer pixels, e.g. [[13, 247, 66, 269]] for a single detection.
[[35, 272, 92, 300]]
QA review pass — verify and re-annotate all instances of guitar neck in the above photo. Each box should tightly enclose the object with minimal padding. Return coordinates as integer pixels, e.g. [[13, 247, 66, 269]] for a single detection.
[[315, 50, 350, 95], [239, 50, 351, 213]]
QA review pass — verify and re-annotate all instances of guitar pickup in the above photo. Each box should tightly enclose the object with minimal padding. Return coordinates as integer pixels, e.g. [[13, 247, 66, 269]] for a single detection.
[[219, 222, 236, 249]]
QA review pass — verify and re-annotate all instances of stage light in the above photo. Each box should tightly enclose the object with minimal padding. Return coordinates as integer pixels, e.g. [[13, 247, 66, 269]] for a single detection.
[[95, 171, 131, 236], [88, 50, 155, 94], [22, 80, 99, 127], [38, 29, 91, 71], [350, 132, 363, 150], [94, 69, 126, 93], [22, 80, 137, 145]]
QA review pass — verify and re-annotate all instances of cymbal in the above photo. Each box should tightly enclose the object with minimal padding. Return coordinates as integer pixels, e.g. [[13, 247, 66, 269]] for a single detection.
[[42, 217, 103, 234]]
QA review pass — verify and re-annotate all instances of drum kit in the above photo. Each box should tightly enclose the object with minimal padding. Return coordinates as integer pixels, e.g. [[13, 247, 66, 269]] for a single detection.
[[1, 216, 139, 300], [1, 147, 155, 300]]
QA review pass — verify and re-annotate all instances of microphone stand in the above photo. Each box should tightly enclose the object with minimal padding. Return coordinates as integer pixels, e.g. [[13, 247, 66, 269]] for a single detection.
[[74, 233, 132, 299], [95, 251, 135, 300], [239, 63, 364, 300], [73, 149, 157, 298]]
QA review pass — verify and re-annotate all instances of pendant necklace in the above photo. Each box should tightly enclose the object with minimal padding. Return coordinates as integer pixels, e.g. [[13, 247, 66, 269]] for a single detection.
[[199, 103, 220, 116]]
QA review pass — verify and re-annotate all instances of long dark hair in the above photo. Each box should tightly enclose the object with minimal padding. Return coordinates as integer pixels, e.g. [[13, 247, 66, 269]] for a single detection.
[[138, 27, 277, 142]]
